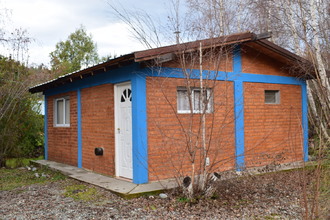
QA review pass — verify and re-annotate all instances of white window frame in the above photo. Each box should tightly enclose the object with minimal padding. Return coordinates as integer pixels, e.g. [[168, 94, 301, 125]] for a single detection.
[[264, 90, 280, 104], [54, 97, 70, 127], [177, 87, 213, 114]]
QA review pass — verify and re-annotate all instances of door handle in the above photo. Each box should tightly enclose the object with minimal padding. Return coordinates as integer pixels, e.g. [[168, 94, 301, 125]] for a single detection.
[[117, 128, 120, 134]]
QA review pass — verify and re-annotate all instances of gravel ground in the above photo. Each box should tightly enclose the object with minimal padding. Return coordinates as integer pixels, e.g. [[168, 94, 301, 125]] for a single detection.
[[0, 168, 320, 219]]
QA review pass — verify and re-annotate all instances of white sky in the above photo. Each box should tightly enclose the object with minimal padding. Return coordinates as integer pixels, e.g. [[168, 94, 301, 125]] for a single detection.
[[0, 0, 170, 66]]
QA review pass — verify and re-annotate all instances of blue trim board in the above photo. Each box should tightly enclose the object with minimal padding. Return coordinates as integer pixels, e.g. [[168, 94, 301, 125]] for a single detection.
[[77, 89, 82, 168], [301, 83, 308, 161], [233, 45, 242, 73], [131, 75, 148, 184], [44, 96, 48, 160], [233, 46, 245, 170], [234, 81, 245, 170], [145, 67, 305, 86], [44, 63, 139, 97]]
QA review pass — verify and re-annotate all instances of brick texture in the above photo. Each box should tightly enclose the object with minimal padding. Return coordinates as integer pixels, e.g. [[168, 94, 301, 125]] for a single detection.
[[241, 45, 292, 76], [146, 77, 235, 181], [47, 91, 78, 166], [46, 46, 304, 182], [244, 83, 303, 167], [81, 84, 115, 176], [162, 46, 233, 72]]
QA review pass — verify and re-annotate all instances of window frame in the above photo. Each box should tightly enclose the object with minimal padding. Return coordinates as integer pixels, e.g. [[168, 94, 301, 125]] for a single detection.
[[264, 90, 280, 104], [54, 97, 70, 127], [177, 87, 213, 114]]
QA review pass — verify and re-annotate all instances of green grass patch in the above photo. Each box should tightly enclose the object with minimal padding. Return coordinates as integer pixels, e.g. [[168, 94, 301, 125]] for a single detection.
[[0, 166, 66, 191], [5, 156, 44, 168], [320, 162, 330, 212], [63, 184, 102, 202]]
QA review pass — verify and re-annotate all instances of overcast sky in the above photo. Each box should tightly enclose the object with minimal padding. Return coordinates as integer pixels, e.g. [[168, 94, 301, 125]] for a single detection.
[[1, 0, 171, 66]]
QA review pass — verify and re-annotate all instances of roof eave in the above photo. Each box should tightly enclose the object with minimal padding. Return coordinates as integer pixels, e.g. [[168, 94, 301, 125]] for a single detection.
[[252, 40, 316, 79], [134, 32, 272, 62], [29, 53, 135, 94]]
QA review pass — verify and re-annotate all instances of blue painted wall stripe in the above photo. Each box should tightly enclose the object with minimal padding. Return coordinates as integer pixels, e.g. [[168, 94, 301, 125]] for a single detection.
[[233, 45, 242, 73], [77, 89, 82, 168], [234, 81, 245, 170], [131, 75, 148, 184], [233, 45, 245, 170], [144, 67, 305, 86], [44, 64, 138, 97], [44, 96, 48, 160], [301, 83, 308, 161]]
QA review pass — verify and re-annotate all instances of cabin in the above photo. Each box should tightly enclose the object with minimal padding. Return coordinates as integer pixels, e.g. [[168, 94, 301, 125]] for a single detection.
[[29, 32, 310, 184]]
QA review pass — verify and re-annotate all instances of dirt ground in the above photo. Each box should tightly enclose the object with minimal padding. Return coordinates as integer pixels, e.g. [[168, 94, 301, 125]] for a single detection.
[[0, 167, 328, 219]]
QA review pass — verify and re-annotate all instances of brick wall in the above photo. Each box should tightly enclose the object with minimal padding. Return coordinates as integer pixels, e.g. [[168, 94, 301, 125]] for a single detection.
[[45, 45, 304, 182], [162, 46, 233, 72], [241, 45, 291, 76], [47, 91, 78, 166], [244, 83, 303, 167], [81, 84, 115, 175], [146, 77, 235, 181]]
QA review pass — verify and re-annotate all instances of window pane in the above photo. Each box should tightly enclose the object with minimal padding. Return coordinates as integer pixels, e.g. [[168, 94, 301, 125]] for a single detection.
[[177, 90, 190, 111], [56, 99, 64, 124], [206, 89, 213, 112], [65, 99, 70, 124], [265, 90, 279, 104], [193, 90, 201, 111]]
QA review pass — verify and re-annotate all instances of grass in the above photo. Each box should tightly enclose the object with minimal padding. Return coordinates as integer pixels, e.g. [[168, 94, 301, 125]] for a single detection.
[[63, 184, 103, 202], [5, 155, 44, 168], [0, 166, 66, 191], [319, 161, 330, 217]]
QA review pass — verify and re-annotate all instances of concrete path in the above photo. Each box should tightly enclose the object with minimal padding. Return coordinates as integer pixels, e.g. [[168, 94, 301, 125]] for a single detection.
[[32, 160, 306, 198], [32, 160, 177, 198]]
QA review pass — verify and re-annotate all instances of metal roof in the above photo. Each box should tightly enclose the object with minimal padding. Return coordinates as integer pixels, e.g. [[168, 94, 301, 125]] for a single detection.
[[29, 32, 313, 94]]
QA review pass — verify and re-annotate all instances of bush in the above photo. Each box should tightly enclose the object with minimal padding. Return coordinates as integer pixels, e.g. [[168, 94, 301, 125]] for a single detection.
[[0, 56, 44, 166]]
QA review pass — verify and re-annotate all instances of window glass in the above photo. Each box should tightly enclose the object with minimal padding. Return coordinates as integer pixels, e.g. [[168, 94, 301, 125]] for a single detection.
[[177, 87, 213, 113], [65, 98, 70, 124], [56, 99, 64, 124], [121, 89, 132, 102], [265, 90, 280, 104], [55, 97, 70, 126], [206, 90, 213, 112], [193, 89, 201, 111], [177, 89, 190, 112]]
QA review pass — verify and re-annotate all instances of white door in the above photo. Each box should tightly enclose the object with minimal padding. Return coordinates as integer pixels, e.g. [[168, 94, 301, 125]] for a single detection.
[[115, 82, 133, 179]]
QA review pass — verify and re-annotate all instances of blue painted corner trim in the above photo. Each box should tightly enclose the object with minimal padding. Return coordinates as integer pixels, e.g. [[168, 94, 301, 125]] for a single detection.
[[233, 45, 245, 170], [77, 89, 82, 168], [233, 45, 242, 73], [44, 96, 48, 160], [132, 74, 148, 184], [301, 83, 308, 161], [234, 81, 245, 170]]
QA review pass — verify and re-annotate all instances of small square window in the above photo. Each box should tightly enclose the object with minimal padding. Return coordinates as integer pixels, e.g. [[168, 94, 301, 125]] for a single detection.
[[54, 97, 70, 126], [265, 90, 280, 104], [177, 87, 213, 113]]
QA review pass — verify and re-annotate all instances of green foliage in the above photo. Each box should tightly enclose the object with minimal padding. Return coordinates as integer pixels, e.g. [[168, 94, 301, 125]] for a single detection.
[[0, 56, 44, 166], [0, 167, 66, 191], [50, 25, 99, 76], [177, 196, 190, 203], [63, 184, 102, 202], [5, 156, 43, 169]]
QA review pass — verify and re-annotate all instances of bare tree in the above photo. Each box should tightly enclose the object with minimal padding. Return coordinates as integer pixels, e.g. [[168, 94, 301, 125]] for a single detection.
[[0, 7, 43, 167]]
